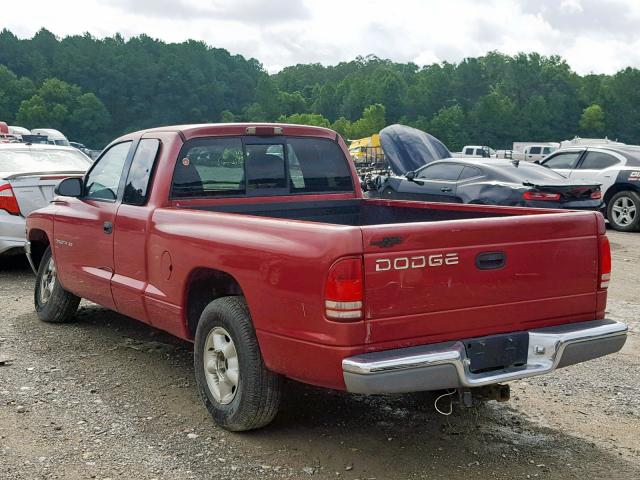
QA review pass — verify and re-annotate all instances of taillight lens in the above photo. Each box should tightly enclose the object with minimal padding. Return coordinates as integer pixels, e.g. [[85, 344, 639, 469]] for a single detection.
[[591, 190, 602, 200], [324, 257, 363, 320], [523, 190, 561, 201], [0, 183, 20, 215], [598, 235, 611, 289]]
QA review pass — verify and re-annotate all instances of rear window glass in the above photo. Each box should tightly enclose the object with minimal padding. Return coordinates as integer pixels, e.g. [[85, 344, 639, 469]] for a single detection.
[[502, 162, 566, 181], [459, 166, 483, 179], [0, 148, 92, 173], [171, 137, 353, 198]]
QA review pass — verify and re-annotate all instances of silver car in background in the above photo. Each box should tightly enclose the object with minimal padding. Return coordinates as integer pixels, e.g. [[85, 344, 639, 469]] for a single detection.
[[0, 144, 92, 256]]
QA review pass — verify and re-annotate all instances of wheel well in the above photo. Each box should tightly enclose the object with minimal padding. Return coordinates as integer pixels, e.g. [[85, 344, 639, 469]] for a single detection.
[[27, 229, 50, 270], [185, 268, 244, 338], [604, 183, 640, 205]]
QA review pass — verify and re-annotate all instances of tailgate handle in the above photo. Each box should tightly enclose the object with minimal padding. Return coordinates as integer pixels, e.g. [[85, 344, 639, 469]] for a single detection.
[[476, 251, 506, 270]]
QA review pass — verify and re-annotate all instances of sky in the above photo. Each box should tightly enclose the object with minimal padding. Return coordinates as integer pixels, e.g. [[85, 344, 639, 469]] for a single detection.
[[2, 0, 640, 75]]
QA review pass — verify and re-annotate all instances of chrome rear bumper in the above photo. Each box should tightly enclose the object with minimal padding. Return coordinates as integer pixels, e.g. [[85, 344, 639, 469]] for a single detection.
[[342, 319, 627, 394]]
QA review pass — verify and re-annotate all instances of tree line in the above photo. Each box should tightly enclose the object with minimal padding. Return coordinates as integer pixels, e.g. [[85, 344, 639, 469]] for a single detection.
[[1, 28, 639, 150]]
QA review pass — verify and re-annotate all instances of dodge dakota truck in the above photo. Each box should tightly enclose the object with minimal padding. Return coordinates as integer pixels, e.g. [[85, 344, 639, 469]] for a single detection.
[[25, 123, 627, 431]]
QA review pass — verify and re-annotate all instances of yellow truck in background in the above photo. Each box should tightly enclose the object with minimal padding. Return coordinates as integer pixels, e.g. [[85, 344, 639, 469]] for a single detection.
[[348, 134, 384, 165]]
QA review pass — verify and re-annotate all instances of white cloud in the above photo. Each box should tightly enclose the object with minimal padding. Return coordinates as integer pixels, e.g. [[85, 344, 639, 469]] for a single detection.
[[1, 0, 639, 74]]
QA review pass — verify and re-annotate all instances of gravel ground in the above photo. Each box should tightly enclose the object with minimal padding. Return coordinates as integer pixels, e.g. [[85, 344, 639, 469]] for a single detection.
[[0, 230, 638, 480]]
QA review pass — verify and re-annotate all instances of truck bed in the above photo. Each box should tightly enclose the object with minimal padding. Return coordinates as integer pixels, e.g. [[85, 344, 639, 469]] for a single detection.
[[186, 198, 519, 226], [175, 198, 604, 351]]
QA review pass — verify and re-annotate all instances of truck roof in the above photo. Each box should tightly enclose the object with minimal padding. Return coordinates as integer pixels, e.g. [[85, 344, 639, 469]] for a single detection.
[[126, 123, 339, 142]]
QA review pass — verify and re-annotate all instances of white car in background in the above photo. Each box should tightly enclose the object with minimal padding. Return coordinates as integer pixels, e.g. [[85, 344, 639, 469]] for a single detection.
[[30, 128, 71, 146], [0, 143, 92, 256], [539, 145, 640, 232], [453, 145, 496, 158]]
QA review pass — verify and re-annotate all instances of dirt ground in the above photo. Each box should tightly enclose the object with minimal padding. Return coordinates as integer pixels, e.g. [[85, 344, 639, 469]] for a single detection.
[[1, 230, 638, 480]]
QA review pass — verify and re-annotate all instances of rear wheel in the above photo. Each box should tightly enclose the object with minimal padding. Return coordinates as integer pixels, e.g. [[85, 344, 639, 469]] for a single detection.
[[194, 296, 282, 431], [607, 191, 640, 232], [34, 247, 80, 323]]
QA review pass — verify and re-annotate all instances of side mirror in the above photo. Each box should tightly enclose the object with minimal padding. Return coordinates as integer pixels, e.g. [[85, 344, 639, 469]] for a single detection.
[[533, 160, 541, 165], [55, 177, 83, 197], [406, 171, 416, 181]]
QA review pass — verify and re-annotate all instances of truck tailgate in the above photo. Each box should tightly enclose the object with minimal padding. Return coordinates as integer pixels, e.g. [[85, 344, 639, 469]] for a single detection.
[[362, 211, 600, 348]]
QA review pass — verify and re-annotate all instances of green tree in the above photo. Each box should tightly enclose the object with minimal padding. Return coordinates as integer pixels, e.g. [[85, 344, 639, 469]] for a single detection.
[[278, 113, 330, 128], [16, 77, 110, 146], [427, 105, 470, 151], [579, 104, 606, 136], [0, 65, 35, 123], [348, 104, 386, 139]]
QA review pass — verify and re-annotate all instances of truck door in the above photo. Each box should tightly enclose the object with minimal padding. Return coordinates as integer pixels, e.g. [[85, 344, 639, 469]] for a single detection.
[[397, 163, 463, 202], [53, 141, 133, 309], [111, 137, 162, 323]]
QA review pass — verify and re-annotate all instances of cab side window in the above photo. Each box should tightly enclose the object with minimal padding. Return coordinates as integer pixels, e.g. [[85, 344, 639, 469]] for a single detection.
[[123, 139, 161, 205], [85, 142, 132, 201], [529, 146, 541, 155], [579, 151, 620, 170]]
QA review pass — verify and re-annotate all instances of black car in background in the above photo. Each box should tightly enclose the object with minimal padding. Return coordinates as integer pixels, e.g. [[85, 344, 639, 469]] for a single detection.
[[380, 158, 603, 210]]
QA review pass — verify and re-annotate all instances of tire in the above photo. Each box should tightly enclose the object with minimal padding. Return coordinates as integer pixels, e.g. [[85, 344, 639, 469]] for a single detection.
[[606, 190, 640, 232], [34, 247, 80, 323], [194, 296, 282, 431]]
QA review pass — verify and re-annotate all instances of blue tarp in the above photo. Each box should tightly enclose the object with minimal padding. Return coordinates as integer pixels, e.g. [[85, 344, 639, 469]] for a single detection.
[[379, 124, 452, 175]]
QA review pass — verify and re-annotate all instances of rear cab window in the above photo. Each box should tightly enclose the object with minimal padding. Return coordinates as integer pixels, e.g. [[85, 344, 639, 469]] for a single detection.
[[171, 136, 353, 198]]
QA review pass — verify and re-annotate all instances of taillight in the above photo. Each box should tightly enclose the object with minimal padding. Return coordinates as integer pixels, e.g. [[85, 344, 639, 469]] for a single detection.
[[324, 257, 363, 320], [523, 190, 561, 201], [0, 183, 20, 215], [598, 236, 611, 289], [591, 190, 602, 200]]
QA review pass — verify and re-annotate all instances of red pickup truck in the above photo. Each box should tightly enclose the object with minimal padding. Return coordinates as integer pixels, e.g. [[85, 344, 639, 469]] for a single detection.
[[25, 123, 627, 431]]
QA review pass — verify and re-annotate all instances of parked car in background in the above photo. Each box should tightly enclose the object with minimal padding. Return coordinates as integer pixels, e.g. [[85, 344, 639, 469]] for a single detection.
[[496, 144, 558, 162], [30, 129, 70, 146], [453, 145, 496, 158], [24, 123, 626, 432], [69, 141, 99, 160], [0, 144, 92, 256], [539, 146, 640, 231], [560, 137, 625, 149], [8, 125, 31, 140], [380, 158, 602, 210]]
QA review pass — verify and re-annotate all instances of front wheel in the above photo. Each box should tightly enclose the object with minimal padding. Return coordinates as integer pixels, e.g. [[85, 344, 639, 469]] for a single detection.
[[194, 296, 282, 431], [607, 191, 640, 232], [34, 247, 80, 323]]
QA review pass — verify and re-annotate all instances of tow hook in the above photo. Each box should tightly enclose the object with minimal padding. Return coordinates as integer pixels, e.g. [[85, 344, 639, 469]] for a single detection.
[[460, 384, 511, 407], [433, 384, 511, 415]]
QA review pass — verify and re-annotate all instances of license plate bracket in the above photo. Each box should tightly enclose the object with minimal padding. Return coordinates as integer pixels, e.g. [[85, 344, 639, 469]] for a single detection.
[[464, 332, 529, 374]]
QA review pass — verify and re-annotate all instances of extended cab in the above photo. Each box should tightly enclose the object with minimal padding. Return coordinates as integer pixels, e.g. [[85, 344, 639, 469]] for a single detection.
[[26, 123, 627, 431]]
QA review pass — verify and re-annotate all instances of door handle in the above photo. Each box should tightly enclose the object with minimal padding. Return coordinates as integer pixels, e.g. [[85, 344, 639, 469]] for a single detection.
[[476, 251, 506, 270], [103, 221, 113, 234], [440, 187, 452, 192]]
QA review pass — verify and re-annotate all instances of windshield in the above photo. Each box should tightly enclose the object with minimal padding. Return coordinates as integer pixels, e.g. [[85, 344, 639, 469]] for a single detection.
[[0, 148, 92, 174]]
